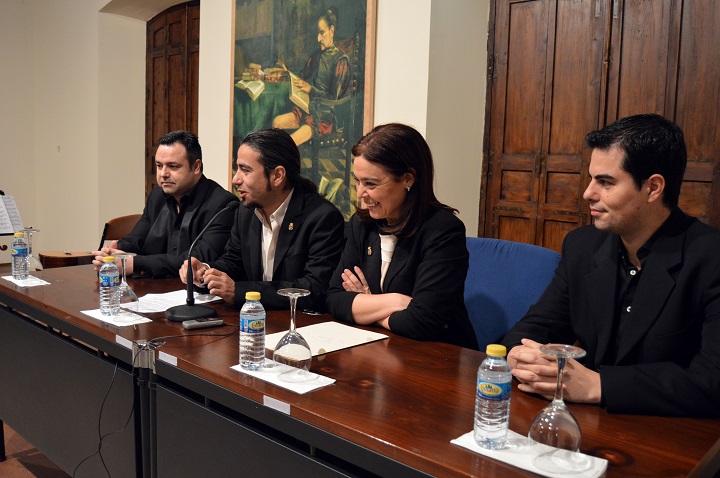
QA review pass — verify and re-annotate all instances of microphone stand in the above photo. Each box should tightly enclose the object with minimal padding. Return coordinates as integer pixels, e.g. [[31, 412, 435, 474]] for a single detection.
[[165, 201, 239, 322]]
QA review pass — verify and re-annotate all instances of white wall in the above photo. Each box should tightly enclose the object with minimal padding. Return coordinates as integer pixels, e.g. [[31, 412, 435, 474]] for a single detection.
[[32, 1, 101, 253], [0, 0, 145, 259], [373, 0, 432, 134], [198, 0, 235, 188], [0, 0, 488, 261], [98, 12, 146, 227], [427, 0, 489, 236], [0, 0, 35, 262]]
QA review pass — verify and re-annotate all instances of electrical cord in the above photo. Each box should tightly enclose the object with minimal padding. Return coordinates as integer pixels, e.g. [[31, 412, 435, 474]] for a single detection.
[[146, 325, 240, 349], [70, 325, 239, 477], [72, 347, 142, 478]]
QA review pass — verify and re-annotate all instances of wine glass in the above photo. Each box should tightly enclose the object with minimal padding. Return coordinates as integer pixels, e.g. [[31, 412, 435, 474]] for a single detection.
[[272, 288, 318, 382], [23, 227, 42, 271], [113, 252, 139, 314], [528, 343, 591, 473]]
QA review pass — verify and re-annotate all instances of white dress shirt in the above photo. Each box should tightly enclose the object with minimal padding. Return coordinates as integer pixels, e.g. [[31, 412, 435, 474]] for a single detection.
[[379, 233, 398, 292], [255, 189, 293, 281]]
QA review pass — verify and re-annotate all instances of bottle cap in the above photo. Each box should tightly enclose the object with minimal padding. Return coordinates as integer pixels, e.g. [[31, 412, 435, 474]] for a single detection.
[[245, 291, 261, 301], [14, 232, 25, 238], [103, 256, 115, 263], [485, 344, 507, 357]]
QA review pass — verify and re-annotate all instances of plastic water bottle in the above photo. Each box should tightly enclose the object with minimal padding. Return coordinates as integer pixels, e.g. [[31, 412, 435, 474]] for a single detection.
[[11, 232, 30, 280], [239, 291, 266, 370], [474, 344, 512, 449], [99, 256, 120, 315]]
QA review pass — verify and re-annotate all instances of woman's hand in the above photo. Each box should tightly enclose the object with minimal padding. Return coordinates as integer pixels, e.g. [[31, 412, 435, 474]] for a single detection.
[[342, 266, 371, 294]]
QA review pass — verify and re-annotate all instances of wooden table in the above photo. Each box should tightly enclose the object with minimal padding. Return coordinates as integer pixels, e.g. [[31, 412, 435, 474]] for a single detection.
[[0, 265, 718, 477], [38, 250, 94, 268]]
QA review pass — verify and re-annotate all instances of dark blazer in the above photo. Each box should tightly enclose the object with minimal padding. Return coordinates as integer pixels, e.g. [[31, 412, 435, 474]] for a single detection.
[[211, 189, 344, 311], [502, 210, 720, 417], [118, 176, 238, 278], [326, 207, 478, 350]]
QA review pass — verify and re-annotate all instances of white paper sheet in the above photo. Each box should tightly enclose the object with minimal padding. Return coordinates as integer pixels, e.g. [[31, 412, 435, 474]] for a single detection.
[[231, 359, 335, 394], [81, 308, 151, 326], [2, 275, 50, 287], [451, 430, 607, 478], [265, 321, 388, 356], [0, 195, 24, 234], [135, 289, 221, 313]]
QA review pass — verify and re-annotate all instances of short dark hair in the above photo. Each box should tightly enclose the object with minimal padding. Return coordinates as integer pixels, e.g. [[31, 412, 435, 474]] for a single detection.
[[157, 130, 203, 172], [585, 114, 686, 209], [240, 128, 317, 193], [352, 123, 456, 238]]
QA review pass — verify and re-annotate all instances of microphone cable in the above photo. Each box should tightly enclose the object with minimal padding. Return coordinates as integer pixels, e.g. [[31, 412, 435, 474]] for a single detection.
[[70, 326, 239, 477], [72, 344, 143, 478]]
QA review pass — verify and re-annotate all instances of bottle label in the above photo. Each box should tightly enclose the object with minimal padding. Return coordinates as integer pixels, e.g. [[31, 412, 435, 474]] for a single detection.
[[240, 317, 264, 333], [477, 380, 511, 400], [12, 247, 27, 256], [99, 274, 119, 287]]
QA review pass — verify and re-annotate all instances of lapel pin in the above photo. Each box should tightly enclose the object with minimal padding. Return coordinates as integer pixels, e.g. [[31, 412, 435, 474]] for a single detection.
[[288, 222, 294, 231], [367, 246, 372, 256]]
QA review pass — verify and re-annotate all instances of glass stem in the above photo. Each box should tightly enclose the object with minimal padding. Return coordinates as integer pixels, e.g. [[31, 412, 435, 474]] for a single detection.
[[554, 356, 566, 403], [121, 258, 128, 286], [289, 296, 298, 333]]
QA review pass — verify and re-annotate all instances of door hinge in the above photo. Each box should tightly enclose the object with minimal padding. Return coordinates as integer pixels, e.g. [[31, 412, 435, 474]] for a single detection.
[[535, 152, 547, 179], [485, 150, 494, 180]]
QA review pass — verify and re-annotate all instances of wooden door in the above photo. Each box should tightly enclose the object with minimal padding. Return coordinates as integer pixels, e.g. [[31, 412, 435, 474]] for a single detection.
[[605, 0, 720, 225], [483, 0, 720, 251], [145, 2, 200, 199], [484, 0, 606, 252]]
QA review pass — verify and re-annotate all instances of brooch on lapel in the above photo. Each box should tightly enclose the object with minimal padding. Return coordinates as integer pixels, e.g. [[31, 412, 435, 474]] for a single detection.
[[367, 246, 372, 256], [288, 222, 294, 231]]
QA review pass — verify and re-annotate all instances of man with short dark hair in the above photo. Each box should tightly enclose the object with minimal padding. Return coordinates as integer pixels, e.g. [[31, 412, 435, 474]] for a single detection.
[[181, 128, 344, 311], [502, 114, 720, 417], [93, 130, 238, 278]]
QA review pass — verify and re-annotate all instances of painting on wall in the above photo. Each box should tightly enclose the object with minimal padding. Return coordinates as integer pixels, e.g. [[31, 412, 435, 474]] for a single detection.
[[232, 0, 376, 219]]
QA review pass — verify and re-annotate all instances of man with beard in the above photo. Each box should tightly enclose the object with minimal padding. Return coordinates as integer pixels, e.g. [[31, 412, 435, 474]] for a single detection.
[[180, 128, 344, 311]]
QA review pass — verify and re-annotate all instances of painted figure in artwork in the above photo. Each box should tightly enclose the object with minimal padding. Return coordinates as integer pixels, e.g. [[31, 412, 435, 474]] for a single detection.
[[273, 7, 352, 146]]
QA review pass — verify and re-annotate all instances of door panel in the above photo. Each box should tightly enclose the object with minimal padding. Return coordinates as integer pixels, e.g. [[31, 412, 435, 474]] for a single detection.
[[673, 1, 720, 225], [486, 0, 602, 250], [606, 0, 676, 120], [145, 2, 200, 200], [487, 0, 549, 243], [484, 0, 720, 250]]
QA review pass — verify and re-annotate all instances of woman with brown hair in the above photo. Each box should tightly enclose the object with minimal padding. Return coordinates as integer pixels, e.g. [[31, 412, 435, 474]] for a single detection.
[[326, 123, 478, 349]]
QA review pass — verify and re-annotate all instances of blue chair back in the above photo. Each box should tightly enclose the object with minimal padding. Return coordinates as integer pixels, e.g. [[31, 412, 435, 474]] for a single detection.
[[464, 237, 561, 350]]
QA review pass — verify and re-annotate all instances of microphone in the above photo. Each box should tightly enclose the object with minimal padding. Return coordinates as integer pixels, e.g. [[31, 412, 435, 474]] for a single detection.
[[165, 201, 240, 322]]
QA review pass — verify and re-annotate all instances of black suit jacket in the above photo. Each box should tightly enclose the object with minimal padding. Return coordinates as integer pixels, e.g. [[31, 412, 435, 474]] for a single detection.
[[326, 207, 478, 349], [118, 176, 238, 278], [502, 210, 720, 417], [210, 189, 344, 311]]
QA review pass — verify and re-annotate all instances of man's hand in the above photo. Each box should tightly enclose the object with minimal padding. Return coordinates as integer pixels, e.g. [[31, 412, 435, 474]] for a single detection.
[[201, 268, 236, 304], [91, 244, 127, 272], [293, 77, 311, 93], [180, 257, 207, 286], [508, 338, 602, 404]]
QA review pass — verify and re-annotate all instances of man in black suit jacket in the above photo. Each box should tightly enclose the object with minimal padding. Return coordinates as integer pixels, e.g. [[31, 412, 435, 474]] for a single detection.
[[502, 114, 720, 417], [93, 131, 238, 278], [181, 128, 344, 311]]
